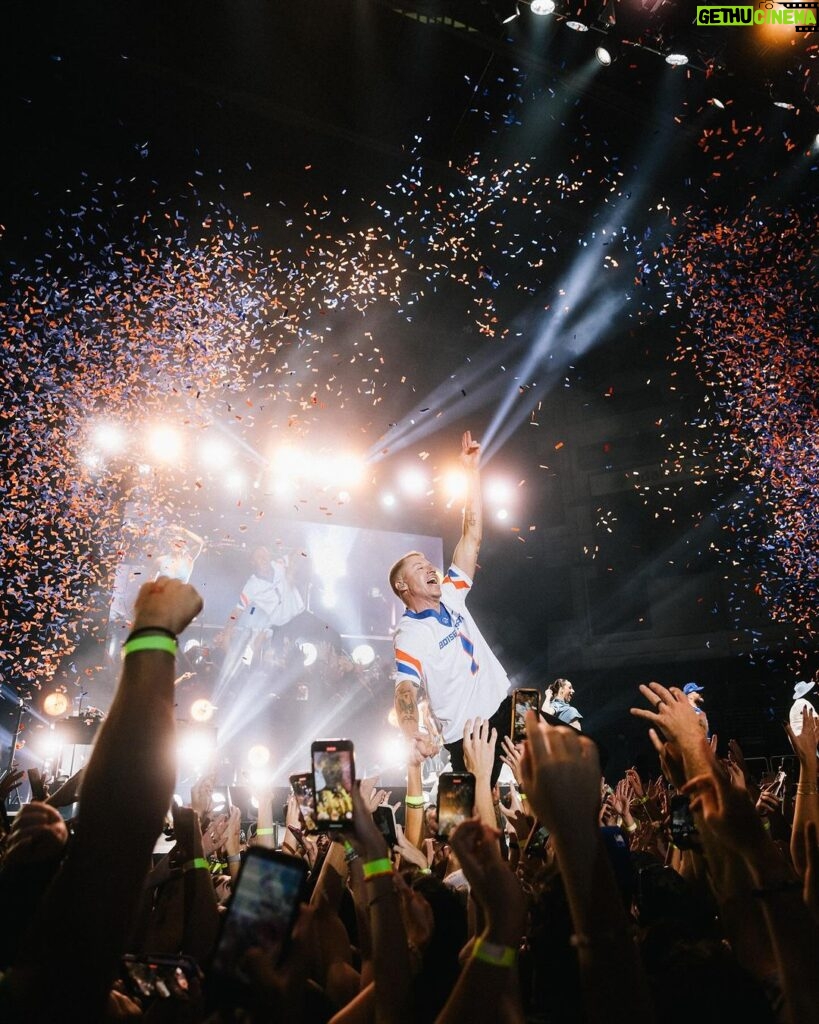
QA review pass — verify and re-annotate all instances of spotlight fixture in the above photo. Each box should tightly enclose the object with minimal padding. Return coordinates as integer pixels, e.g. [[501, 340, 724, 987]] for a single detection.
[[566, 19, 589, 31], [381, 492, 396, 508], [247, 744, 271, 767], [708, 97, 725, 109], [352, 643, 376, 667], [43, 692, 69, 717], [665, 50, 689, 67], [190, 698, 216, 722], [495, 0, 520, 23], [92, 422, 126, 455], [530, 0, 556, 13], [595, 45, 613, 66]]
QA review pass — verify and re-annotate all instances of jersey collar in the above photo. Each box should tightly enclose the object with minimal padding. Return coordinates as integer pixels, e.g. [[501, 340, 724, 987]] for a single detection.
[[403, 602, 454, 627]]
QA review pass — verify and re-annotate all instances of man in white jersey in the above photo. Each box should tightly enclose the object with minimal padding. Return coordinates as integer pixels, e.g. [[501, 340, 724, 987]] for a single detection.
[[390, 431, 512, 785]]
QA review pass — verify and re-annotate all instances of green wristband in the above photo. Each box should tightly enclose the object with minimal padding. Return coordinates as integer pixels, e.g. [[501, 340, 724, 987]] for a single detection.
[[122, 635, 178, 659], [473, 937, 517, 968], [404, 795, 425, 807], [362, 857, 393, 879], [256, 827, 276, 836], [183, 857, 209, 872]]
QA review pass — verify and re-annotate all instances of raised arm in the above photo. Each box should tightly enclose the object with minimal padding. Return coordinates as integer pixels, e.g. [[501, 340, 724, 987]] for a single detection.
[[451, 431, 482, 581]]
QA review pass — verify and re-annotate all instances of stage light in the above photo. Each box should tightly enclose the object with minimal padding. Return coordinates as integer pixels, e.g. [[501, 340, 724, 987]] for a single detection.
[[224, 469, 245, 492], [708, 97, 725, 109], [147, 424, 183, 464], [92, 422, 126, 454], [530, 0, 555, 13], [39, 726, 61, 758], [352, 643, 376, 666], [190, 698, 216, 722], [178, 730, 216, 767], [381, 492, 397, 508], [486, 478, 513, 505], [496, 509, 510, 521], [332, 454, 365, 487], [380, 734, 408, 765], [299, 642, 318, 667], [247, 744, 271, 767], [198, 435, 231, 470], [566, 19, 589, 31], [495, 0, 520, 22], [442, 469, 468, 501], [595, 45, 613, 66], [43, 692, 69, 717], [337, 490, 351, 505], [665, 51, 688, 67], [399, 467, 428, 497]]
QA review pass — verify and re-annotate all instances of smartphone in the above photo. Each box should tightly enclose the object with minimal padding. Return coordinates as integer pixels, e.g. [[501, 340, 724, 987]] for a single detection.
[[373, 804, 398, 848], [289, 772, 317, 832], [524, 820, 549, 857], [761, 769, 787, 802], [311, 739, 355, 831], [209, 849, 307, 999], [669, 794, 698, 849], [436, 772, 476, 840], [511, 688, 541, 743], [27, 768, 47, 802], [121, 953, 199, 1007]]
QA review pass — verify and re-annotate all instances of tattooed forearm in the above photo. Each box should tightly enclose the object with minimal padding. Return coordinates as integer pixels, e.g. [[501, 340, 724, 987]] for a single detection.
[[395, 682, 419, 727]]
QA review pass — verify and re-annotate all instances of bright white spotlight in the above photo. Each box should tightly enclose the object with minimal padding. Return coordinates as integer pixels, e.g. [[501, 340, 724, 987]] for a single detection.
[[337, 490, 351, 505], [332, 454, 365, 487], [772, 99, 795, 111], [496, 509, 510, 521], [178, 731, 216, 766], [147, 424, 184, 464], [247, 744, 271, 768], [81, 451, 103, 471], [198, 435, 231, 470], [190, 698, 216, 723], [381, 492, 397, 508], [708, 97, 725, 109], [665, 51, 688, 66], [486, 478, 513, 505], [224, 469, 245, 492], [595, 45, 613, 66], [566, 20, 589, 31], [381, 734, 408, 765], [443, 469, 468, 501], [352, 643, 376, 667], [501, 2, 520, 24], [530, 0, 555, 13], [92, 422, 126, 454], [43, 692, 69, 717], [40, 727, 61, 758], [399, 467, 428, 497], [299, 642, 318, 667]]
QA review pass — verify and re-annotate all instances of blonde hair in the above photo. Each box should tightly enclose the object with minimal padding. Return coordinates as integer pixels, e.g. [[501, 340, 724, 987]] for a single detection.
[[389, 551, 423, 599]]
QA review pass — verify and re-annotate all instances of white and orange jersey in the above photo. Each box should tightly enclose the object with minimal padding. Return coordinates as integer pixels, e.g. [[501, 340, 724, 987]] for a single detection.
[[393, 564, 510, 743]]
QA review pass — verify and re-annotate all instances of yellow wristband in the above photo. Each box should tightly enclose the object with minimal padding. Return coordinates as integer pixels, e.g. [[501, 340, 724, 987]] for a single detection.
[[473, 937, 517, 968], [183, 858, 209, 872], [122, 635, 178, 659], [256, 828, 276, 835], [362, 857, 393, 879], [405, 795, 425, 807]]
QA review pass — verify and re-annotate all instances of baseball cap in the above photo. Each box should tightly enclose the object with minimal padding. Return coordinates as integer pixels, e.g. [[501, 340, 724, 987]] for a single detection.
[[683, 682, 704, 695]]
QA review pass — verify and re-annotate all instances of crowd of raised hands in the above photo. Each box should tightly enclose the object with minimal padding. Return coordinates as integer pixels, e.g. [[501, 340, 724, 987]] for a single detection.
[[1, 578, 818, 1024]]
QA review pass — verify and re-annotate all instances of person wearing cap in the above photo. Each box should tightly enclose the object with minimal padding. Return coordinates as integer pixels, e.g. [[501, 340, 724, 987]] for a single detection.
[[789, 679, 816, 737], [683, 682, 709, 735]]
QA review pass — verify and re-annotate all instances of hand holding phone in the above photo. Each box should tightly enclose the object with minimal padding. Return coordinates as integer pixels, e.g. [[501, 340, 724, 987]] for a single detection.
[[209, 849, 307, 1001], [437, 773, 476, 840], [289, 772, 317, 832], [311, 740, 355, 831], [511, 689, 541, 744]]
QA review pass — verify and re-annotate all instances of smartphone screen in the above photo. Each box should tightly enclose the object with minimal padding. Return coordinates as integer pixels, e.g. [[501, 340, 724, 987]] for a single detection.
[[437, 772, 476, 840], [670, 794, 697, 849], [210, 849, 307, 996], [511, 689, 541, 743], [27, 768, 47, 802], [373, 804, 398, 848], [311, 740, 355, 831], [289, 772, 317, 832]]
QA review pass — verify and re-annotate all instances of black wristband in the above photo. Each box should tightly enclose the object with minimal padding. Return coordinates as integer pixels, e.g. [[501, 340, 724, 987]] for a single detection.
[[125, 626, 178, 643]]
